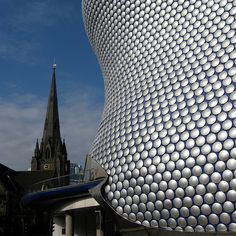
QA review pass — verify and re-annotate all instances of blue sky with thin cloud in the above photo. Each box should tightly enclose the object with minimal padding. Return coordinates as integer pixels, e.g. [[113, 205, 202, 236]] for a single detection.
[[0, 0, 104, 170]]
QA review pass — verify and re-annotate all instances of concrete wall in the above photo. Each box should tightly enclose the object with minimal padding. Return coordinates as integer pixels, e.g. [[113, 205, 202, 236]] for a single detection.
[[53, 210, 97, 236], [74, 210, 96, 236], [53, 216, 65, 236]]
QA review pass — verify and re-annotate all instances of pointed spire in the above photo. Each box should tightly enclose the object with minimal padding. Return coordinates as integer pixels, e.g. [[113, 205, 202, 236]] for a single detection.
[[62, 139, 67, 156], [34, 139, 40, 156], [42, 65, 61, 153], [56, 139, 62, 153], [31, 64, 70, 176]]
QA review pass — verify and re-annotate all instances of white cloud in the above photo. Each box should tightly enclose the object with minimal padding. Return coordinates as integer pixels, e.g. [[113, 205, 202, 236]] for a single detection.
[[0, 90, 103, 171], [60, 89, 103, 167]]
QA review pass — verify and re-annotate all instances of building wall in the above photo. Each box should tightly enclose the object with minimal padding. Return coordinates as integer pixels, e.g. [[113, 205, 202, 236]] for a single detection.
[[0, 180, 7, 217], [53, 216, 64, 236], [83, 0, 236, 233], [53, 210, 97, 236], [74, 210, 96, 236]]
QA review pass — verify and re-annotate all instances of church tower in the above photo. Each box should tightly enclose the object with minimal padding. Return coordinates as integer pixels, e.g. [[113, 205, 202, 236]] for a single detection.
[[31, 64, 70, 178]]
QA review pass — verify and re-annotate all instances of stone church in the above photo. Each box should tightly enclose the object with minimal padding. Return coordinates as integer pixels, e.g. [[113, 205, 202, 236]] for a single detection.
[[31, 64, 70, 179]]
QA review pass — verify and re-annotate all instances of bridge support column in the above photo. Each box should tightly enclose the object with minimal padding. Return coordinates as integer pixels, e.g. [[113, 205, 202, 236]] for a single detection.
[[95, 210, 103, 236], [65, 212, 73, 236]]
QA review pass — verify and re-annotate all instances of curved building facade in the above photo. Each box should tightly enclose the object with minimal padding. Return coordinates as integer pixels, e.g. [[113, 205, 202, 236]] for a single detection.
[[83, 0, 236, 232]]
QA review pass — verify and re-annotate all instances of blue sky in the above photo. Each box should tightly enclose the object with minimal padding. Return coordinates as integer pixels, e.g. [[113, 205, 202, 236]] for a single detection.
[[0, 0, 104, 170]]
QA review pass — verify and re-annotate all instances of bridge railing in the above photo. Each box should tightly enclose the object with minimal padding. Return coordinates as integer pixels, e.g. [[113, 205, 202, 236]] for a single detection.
[[28, 169, 95, 193]]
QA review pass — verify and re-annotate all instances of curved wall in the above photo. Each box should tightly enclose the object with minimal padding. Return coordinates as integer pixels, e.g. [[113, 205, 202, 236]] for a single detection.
[[83, 0, 236, 232]]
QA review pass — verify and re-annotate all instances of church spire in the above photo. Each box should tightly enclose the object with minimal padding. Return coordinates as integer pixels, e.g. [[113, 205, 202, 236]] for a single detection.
[[42, 64, 61, 151], [31, 64, 70, 178], [34, 139, 40, 156]]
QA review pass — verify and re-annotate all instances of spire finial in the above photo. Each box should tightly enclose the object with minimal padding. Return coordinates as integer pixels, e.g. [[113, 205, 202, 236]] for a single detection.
[[53, 57, 56, 70]]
